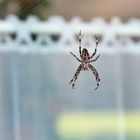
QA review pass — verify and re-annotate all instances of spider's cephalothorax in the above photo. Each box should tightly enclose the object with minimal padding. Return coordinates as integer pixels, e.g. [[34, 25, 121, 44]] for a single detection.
[[81, 48, 90, 60], [69, 30, 100, 90]]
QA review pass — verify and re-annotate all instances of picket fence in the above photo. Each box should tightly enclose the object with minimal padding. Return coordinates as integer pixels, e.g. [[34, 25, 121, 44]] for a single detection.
[[0, 15, 140, 140]]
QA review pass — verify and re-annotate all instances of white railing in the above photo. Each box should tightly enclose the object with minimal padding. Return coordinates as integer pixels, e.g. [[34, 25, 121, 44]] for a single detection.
[[0, 15, 140, 140], [0, 15, 140, 48]]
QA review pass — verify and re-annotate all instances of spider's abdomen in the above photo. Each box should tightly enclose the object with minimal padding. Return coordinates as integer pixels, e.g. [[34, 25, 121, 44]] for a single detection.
[[81, 48, 90, 61], [82, 63, 89, 70]]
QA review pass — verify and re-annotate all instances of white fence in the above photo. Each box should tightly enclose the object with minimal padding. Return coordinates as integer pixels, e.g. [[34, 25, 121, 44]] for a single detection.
[[0, 15, 140, 48], [0, 15, 140, 140]]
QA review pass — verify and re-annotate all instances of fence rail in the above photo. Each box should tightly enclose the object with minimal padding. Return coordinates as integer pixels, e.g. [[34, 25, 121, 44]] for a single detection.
[[0, 15, 140, 140], [0, 15, 140, 47]]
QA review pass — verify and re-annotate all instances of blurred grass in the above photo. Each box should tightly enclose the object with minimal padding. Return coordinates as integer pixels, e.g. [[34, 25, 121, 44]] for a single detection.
[[56, 111, 140, 138]]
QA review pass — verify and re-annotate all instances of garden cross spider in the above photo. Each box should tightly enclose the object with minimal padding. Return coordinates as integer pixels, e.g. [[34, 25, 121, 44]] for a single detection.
[[69, 30, 100, 90]]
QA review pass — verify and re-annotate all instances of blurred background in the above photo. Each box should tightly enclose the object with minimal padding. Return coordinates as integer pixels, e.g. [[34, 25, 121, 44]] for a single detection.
[[0, 0, 140, 140]]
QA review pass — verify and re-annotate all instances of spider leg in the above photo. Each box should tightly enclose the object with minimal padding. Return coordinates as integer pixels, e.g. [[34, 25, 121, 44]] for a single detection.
[[70, 51, 82, 62], [79, 30, 82, 55], [69, 64, 82, 89], [89, 54, 100, 63], [90, 35, 99, 59], [88, 64, 100, 90]]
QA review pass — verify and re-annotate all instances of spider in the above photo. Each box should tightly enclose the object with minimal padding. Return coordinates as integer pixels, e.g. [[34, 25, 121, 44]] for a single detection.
[[69, 30, 101, 90]]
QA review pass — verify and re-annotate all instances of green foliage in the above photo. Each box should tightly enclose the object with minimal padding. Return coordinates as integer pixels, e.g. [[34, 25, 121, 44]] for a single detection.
[[18, 0, 51, 19]]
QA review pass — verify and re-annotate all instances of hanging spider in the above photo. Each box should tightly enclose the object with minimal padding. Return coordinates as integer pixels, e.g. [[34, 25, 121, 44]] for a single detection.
[[69, 30, 101, 90]]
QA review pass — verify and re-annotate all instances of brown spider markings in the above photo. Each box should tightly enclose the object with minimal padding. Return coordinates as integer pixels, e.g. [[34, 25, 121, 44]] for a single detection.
[[69, 30, 100, 90]]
